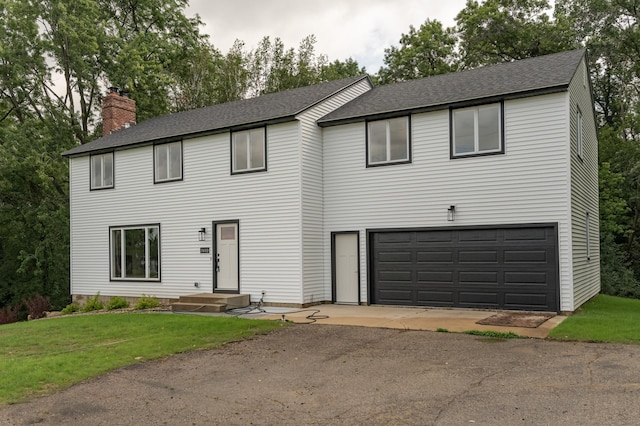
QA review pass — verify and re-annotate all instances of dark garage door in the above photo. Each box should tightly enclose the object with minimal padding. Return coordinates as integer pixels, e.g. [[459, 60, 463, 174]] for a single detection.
[[370, 225, 558, 312]]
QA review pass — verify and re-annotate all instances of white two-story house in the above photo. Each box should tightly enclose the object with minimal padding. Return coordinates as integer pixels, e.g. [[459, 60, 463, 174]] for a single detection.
[[62, 49, 599, 313]]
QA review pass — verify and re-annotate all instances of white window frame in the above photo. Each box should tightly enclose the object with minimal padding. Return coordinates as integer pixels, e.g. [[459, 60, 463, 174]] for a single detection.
[[451, 102, 503, 158], [577, 108, 584, 160], [366, 116, 411, 166], [154, 141, 182, 183], [110, 225, 160, 281], [231, 127, 267, 174], [90, 152, 114, 190]]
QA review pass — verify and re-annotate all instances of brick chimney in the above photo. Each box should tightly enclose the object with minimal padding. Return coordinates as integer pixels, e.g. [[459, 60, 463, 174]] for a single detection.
[[102, 87, 136, 136]]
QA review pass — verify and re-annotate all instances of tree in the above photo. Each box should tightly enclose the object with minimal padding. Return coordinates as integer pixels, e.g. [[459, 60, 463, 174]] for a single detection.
[[456, 0, 577, 68], [377, 19, 458, 84]]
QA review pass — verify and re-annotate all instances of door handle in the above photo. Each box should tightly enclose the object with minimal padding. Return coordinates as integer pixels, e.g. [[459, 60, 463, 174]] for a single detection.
[[215, 253, 220, 272]]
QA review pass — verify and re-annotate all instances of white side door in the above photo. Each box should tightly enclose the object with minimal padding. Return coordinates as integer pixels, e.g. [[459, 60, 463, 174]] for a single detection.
[[335, 233, 359, 304], [215, 222, 239, 292]]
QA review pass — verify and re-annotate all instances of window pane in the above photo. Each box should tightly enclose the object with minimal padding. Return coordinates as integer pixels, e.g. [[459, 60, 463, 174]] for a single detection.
[[454, 109, 475, 154], [92, 156, 102, 188], [169, 142, 181, 179], [233, 133, 248, 171], [478, 105, 500, 152], [103, 153, 113, 187], [156, 145, 168, 181], [368, 121, 387, 163], [112, 229, 122, 278], [124, 228, 146, 278], [249, 129, 265, 169], [148, 227, 159, 279], [389, 118, 408, 161]]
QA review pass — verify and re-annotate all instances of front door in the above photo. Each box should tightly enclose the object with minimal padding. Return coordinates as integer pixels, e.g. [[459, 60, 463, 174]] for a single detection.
[[214, 222, 239, 292], [333, 232, 359, 304]]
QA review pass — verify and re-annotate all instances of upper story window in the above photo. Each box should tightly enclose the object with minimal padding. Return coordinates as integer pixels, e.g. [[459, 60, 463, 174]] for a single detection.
[[90, 152, 114, 190], [110, 225, 160, 281], [451, 102, 503, 158], [154, 141, 182, 183], [577, 108, 584, 159], [232, 128, 266, 174], [367, 117, 410, 166]]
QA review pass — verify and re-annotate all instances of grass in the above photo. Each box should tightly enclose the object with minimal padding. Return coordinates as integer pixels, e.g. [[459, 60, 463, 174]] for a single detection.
[[548, 294, 640, 344], [0, 313, 284, 405], [462, 330, 521, 339]]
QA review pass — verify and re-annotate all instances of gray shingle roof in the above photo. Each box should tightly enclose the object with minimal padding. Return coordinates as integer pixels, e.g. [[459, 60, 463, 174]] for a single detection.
[[317, 49, 586, 126], [62, 75, 371, 157]]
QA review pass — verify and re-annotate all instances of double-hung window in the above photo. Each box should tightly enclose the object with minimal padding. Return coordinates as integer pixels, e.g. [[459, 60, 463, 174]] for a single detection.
[[110, 225, 160, 281], [154, 141, 182, 182], [90, 152, 114, 189], [367, 117, 410, 166], [232, 128, 266, 173], [451, 103, 503, 158]]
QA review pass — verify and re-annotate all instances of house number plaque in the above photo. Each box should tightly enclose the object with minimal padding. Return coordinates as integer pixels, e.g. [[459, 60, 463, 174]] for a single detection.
[[200, 247, 210, 254]]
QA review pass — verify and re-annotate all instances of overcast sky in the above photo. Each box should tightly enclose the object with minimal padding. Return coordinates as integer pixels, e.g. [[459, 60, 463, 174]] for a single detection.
[[185, 0, 469, 73]]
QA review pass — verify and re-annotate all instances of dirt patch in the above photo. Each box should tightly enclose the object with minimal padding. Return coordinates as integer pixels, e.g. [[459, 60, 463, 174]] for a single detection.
[[476, 311, 555, 328]]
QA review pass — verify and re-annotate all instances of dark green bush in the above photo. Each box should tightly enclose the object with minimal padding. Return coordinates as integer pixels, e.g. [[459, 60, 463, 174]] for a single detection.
[[61, 303, 80, 315], [82, 294, 104, 312], [107, 297, 130, 310], [134, 295, 161, 310]]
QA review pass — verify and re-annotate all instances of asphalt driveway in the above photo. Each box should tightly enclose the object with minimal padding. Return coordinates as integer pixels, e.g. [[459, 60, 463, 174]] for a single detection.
[[2, 324, 639, 425]]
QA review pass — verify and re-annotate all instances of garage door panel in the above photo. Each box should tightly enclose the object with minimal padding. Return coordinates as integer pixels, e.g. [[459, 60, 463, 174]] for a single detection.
[[417, 271, 453, 283], [459, 271, 499, 284], [379, 270, 412, 281], [504, 293, 550, 308], [459, 291, 499, 305], [416, 231, 453, 243], [505, 271, 549, 285], [417, 251, 454, 263], [417, 291, 454, 304], [377, 289, 414, 304], [504, 250, 548, 263], [459, 250, 498, 263], [378, 251, 412, 262], [503, 227, 548, 241], [371, 225, 558, 311], [378, 233, 413, 244], [458, 229, 498, 242]]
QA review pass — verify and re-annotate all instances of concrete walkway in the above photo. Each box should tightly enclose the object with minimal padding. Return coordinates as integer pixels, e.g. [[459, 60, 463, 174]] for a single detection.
[[257, 304, 566, 338]]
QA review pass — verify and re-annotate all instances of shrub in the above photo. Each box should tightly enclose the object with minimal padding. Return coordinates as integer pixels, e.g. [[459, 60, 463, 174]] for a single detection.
[[61, 303, 81, 315], [82, 294, 104, 312], [134, 295, 161, 310], [0, 304, 21, 325], [107, 297, 130, 310], [23, 293, 50, 320]]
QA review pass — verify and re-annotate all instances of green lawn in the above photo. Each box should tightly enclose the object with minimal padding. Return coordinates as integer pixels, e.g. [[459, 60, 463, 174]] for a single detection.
[[548, 294, 640, 344], [0, 313, 283, 405]]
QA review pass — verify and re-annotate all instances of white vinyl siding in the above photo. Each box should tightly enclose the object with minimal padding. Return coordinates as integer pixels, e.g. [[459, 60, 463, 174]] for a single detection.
[[70, 122, 302, 303], [90, 152, 114, 189], [367, 117, 410, 165], [154, 141, 182, 182], [452, 103, 502, 157], [569, 57, 600, 309], [232, 128, 266, 173], [298, 78, 373, 303], [323, 93, 573, 310]]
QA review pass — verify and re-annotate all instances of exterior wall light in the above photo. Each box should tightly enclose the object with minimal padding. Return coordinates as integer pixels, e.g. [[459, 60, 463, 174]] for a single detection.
[[447, 205, 456, 222], [198, 227, 206, 241]]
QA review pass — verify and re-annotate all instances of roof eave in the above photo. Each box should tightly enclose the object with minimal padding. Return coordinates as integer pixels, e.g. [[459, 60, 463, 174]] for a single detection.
[[62, 115, 298, 158], [317, 84, 571, 128]]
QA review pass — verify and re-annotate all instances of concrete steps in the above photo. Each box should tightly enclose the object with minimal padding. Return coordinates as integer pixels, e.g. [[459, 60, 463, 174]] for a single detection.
[[171, 293, 250, 313]]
